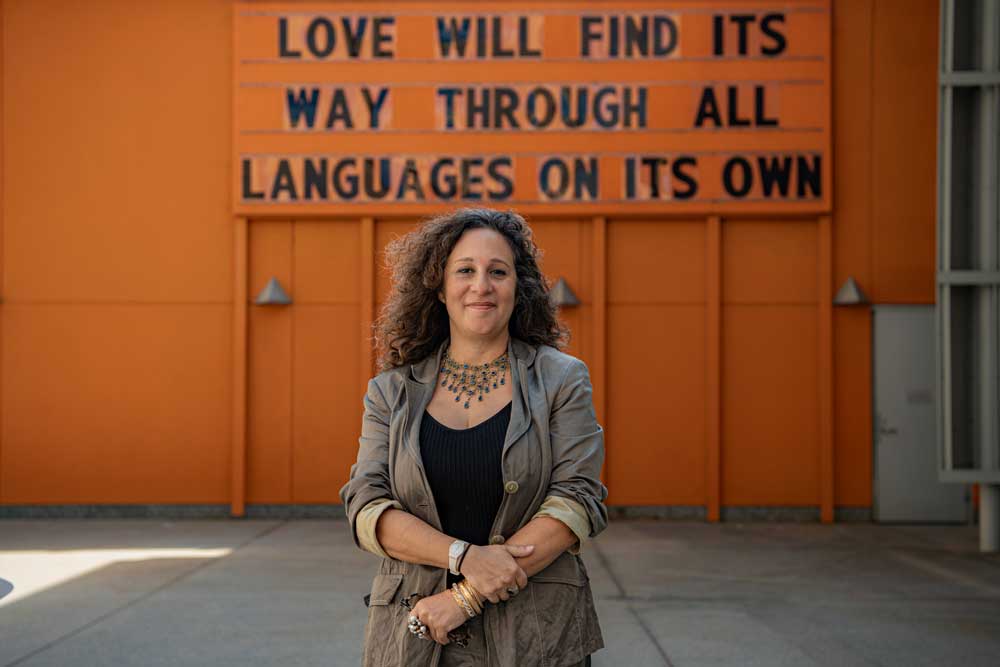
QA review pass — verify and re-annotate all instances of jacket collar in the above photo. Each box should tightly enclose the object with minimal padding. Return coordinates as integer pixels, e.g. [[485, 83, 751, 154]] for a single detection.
[[408, 336, 537, 384]]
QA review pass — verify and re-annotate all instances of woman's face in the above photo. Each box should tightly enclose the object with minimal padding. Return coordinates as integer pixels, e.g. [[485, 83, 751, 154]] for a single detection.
[[439, 228, 517, 342]]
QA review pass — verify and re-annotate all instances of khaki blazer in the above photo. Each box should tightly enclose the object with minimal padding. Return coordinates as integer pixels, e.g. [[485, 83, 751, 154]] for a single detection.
[[339, 336, 609, 667]]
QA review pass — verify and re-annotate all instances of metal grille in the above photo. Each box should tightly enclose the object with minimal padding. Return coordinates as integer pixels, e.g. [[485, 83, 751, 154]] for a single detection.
[[937, 0, 1000, 482]]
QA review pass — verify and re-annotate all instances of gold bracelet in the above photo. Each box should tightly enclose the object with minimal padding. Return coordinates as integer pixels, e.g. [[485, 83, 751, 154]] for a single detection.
[[451, 582, 477, 618], [458, 580, 483, 614], [460, 583, 481, 615], [466, 581, 485, 610], [458, 579, 483, 607]]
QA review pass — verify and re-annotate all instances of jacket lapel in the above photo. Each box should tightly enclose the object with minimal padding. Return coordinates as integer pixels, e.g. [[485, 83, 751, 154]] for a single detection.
[[403, 340, 445, 455], [396, 342, 444, 529], [502, 337, 533, 458]]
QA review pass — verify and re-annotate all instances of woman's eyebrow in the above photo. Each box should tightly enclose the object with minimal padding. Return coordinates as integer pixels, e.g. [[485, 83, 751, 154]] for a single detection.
[[454, 257, 511, 267]]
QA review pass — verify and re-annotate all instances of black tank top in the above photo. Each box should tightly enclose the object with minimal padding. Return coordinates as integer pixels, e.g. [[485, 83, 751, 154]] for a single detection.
[[420, 401, 511, 585]]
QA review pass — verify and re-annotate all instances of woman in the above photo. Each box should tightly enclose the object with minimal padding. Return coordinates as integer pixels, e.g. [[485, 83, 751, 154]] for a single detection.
[[339, 208, 608, 667]]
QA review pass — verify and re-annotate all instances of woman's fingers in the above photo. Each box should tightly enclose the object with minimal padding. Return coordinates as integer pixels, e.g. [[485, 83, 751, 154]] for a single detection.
[[504, 544, 534, 557], [471, 573, 524, 603], [460, 545, 533, 602], [465, 544, 527, 574], [411, 601, 432, 641], [422, 618, 446, 645], [412, 591, 468, 645], [504, 543, 532, 591]]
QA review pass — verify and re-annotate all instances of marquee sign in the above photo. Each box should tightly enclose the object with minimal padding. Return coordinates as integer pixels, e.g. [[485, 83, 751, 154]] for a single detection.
[[234, 1, 831, 214]]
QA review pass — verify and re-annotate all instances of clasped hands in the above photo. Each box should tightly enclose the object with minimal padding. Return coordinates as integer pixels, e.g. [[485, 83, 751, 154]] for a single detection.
[[409, 542, 534, 645]]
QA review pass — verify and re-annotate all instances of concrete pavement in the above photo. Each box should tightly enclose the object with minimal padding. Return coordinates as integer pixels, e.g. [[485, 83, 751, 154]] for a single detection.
[[1, 518, 999, 666]]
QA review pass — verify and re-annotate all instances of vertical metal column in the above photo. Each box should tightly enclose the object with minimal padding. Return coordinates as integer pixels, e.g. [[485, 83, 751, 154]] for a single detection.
[[983, 485, 1000, 551], [937, 0, 954, 474], [978, 0, 1000, 553], [937, 0, 1000, 551]]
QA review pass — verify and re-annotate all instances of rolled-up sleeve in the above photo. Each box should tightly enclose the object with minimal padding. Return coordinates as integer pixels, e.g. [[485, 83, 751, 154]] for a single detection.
[[532, 495, 590, 554], [338, 377, 401, 551], [356, 497, 404, 558], [546, 358, 609, 539]]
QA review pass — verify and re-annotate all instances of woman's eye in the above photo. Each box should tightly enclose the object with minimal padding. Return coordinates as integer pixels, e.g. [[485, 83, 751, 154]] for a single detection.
[[456, 267, 506, 276]]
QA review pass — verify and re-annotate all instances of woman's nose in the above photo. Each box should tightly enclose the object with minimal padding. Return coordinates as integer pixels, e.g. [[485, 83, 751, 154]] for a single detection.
[[473, 271, 492, 292]]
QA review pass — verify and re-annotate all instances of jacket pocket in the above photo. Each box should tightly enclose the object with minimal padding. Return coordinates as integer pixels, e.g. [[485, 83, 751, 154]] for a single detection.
[[519, 554, 601, 667], [363, 574, 404, 667], [368, 573, 403, 606], [530, 552, 588, 586]]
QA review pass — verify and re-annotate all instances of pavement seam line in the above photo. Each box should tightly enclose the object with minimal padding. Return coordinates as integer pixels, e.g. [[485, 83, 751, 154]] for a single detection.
[[742, 601, 887, 667], [626, 603, 676, 667], [3, 519, 290, 667], [885, 548, 1000, 596], [590, 537, 627, 598], [592, 539, 675, 666]]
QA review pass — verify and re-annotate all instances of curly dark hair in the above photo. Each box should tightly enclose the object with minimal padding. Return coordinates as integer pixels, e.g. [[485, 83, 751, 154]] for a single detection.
[[374, 208, 569, 370]]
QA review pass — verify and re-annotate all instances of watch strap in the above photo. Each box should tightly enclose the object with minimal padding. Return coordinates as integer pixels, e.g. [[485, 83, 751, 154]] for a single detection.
[[455, 544, 471, 574], [448, 539, 470, 575]]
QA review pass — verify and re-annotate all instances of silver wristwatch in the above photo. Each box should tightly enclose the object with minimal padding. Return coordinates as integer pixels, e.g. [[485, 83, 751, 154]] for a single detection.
[[448, 540, 471, 575]]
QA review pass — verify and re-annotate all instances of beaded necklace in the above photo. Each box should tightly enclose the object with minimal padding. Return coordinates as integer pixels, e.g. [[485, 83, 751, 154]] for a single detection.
[[439, 344, 509, 409]]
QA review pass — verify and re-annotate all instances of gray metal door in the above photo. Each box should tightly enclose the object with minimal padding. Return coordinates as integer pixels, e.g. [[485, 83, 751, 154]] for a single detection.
[[874, 305, 967, 522]]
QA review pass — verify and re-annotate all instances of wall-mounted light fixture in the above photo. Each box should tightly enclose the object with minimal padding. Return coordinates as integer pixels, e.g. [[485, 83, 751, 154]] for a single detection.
[[550, 277, 580, 307], [833, 276, 869, 306], [255, 277, 292, 305]]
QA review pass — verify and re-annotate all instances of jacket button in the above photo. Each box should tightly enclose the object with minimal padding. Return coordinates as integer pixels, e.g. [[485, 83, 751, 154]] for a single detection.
[[490, 534, 506, 545], [504, 480, 519, 494]]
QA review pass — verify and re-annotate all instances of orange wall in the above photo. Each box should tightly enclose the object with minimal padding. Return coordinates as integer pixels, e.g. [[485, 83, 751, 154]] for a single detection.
[[1, 0, 233, 502], [0, 0, 939, 512], [831, 0, 939, 509]]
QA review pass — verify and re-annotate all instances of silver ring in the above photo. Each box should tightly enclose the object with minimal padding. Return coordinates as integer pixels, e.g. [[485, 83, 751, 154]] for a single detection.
[[407, 613, 429, 641], [506, 586, 520, 596]]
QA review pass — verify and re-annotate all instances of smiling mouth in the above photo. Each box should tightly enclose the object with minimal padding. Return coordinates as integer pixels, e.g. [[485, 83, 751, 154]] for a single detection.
[[467, 304, 496, 309]]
